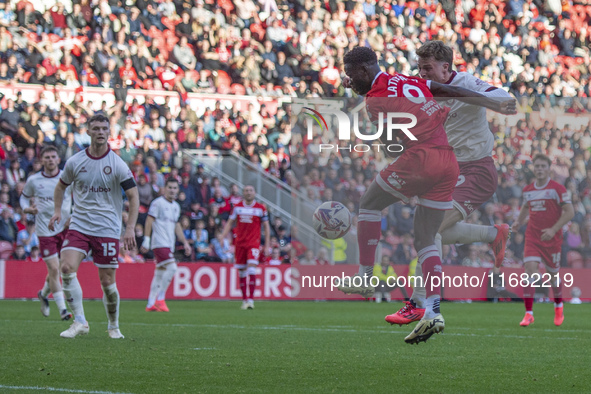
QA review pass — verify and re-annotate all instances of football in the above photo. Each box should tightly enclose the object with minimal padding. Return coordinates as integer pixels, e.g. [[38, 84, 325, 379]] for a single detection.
[[312, 201, 352, 240]]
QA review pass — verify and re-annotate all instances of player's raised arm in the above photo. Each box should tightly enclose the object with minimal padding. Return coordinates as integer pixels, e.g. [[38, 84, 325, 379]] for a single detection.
[[124, 185, 139, 250], [428, 81, 517, 115], [49, 180, 68, 232]]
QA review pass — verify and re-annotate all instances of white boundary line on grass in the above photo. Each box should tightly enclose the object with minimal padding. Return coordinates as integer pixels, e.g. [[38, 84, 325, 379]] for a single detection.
[[0, 385, 132, 394]]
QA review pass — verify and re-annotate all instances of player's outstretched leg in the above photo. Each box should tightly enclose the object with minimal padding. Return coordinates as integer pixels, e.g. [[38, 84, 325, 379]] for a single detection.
[[439, 222, 510, 268], [336, 208, 380, 297], [338, 182, 398, 297], [405, 206, 446, 344], [385, 300, 425, 326], [246, 265, 257, 309], [155, 262, 177, 312], [146, 267, 164, 312], [239, 269, 249, 310]]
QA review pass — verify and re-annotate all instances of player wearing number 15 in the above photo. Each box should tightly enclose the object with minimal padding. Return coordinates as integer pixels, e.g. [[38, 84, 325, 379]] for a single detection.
[[220, 185, 271, 310], [511, 154, 574, 327], [49, 114, 140, 339]]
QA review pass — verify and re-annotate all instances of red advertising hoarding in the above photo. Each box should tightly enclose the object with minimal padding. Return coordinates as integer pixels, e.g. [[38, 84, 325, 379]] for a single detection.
[[1, 261, 588, 301]]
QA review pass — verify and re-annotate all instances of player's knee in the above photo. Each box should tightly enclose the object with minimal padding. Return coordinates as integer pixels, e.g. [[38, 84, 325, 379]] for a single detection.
[[60, 263, 74, 275], [247, 266, 257, 276], [100, 276, 115, 288], [413, 237, 433, 254], [47, 264, 59, 277], [359, 192, 378, 211], [238, 269, 248, 278]]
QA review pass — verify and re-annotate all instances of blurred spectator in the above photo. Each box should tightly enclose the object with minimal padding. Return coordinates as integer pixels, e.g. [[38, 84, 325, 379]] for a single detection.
[[0, 208, 17, 242], [211, 229, 233, 263], [16, 220, 38, 255], [11, 244, 26, 260], [25, 246, 42, 263]]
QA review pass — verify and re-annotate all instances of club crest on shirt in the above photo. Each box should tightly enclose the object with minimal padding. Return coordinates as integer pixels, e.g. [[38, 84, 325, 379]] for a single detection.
[[104, 166, 112, 175]]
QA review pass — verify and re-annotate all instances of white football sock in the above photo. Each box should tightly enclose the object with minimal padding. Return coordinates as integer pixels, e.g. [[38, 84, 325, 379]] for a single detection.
[[358, 264, 373, 278], [61, 273, 86, 325], [157, 263, 177, 301], [440, 223, 497, 245], [53, 291, 67, 311], [410, 262, 426, 308], [147, 269, 164, 307], [40, 281, 51, 298], [424, 295, 441, 319], [102, 283, 120, 330]]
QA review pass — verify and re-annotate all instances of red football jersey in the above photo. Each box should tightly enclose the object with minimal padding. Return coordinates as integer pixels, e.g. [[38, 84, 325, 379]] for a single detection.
[[365, 71, 450, 151], [522, 179, 570, 246], [229, 201, 268, 248]]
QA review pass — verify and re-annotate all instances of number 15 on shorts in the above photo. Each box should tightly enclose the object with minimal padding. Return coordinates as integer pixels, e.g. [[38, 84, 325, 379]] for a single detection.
[[102, 242, 117, 257]]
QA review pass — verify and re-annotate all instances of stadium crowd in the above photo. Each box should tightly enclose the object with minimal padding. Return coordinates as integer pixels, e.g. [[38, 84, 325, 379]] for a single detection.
[[2, 0, 591, 267]]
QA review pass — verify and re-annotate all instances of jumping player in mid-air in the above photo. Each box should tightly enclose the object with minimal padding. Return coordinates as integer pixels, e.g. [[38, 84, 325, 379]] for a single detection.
[[386, 41, 513, 326], [21, 145, 73, 321], [337, 47, 516, 343]]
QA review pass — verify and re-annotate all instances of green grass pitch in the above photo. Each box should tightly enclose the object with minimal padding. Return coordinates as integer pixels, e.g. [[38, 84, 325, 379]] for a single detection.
[[1, 300, 590, 393]]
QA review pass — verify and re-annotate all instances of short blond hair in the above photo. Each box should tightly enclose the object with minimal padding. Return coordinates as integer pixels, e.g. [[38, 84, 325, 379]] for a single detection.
[[416, 41, 453, 66]]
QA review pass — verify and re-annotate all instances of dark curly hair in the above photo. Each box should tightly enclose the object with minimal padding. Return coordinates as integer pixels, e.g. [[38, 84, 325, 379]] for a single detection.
[[343, 47, 378, 67]]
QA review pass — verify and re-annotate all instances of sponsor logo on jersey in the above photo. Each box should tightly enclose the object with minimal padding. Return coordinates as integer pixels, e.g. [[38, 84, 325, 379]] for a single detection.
[[89, 186, 112, 193], [82, 184, 112, 193], [80, 167, 88, 173]]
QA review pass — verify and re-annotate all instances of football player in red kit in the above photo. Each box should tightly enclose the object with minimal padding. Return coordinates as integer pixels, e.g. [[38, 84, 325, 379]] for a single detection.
[[512, 154, 574, 327], [221, 185, 271, 310], [337, 47, 516, 343]]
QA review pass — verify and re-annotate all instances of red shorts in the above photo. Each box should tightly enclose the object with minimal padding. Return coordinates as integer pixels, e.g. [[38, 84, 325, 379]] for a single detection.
[[62, 229, 120, 269], [153, 247, 175, 267], [453, 156, 498, 219], [39, 230, 67, 260], [235, 245, 261, 268], [524, 241, 562, 272], [376, 146, 459, 210]]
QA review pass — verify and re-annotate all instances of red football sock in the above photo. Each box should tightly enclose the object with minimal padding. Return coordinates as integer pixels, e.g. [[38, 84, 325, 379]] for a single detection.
[[357, 209, 382, 266], [419, 246, 442, 298], [239, 276, 247, 300], [552, 277, 563, 305], [523, 282, 534, 312], [248, 275, 256, 299]]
